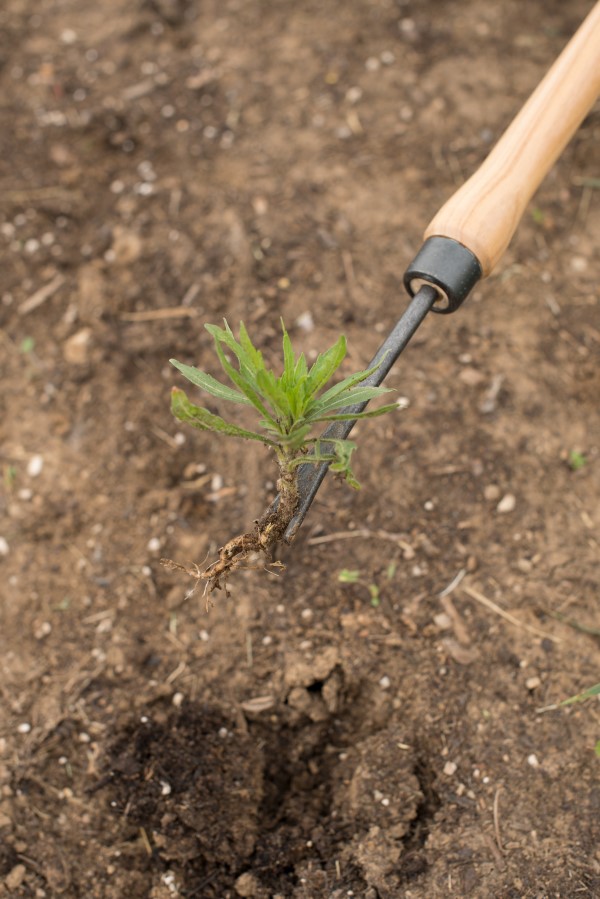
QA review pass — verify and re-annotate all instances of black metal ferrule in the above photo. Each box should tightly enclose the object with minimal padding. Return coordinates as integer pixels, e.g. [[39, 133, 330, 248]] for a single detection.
[[403, 236, 482, 314]]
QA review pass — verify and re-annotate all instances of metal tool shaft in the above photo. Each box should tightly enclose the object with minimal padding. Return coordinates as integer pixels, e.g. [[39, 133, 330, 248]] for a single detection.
[[283, 284, 438, 542]]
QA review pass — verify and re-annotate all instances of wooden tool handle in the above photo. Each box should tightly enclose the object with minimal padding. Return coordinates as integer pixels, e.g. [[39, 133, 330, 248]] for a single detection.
[[424, 2, 600, 277]]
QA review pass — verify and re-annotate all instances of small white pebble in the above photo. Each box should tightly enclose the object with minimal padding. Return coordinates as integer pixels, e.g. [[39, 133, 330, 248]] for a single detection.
[[570, 256, 587, 272], [135, 182, 154, 196], [399, 17, 417, 35], [301, 608, 313, 620], [276, 604, 285, 613], [411, 564, 423, 577], [27, 455, 44, 477], [34, 621, 52, 639], [172, 692, 184, 707], [483, 484, 501, 501], [365, 57, 380, 71], [110, 180, 125, 194], [78, 732, 91, 743], [0, 537, 8, 556], [424, 500, 434, 511], [379, 675, 391, 690], [141, 565, 152, 577], [147, 537, 161, 552], [58, 756, 68, 765], [173, 432, 186, 445], [61, 28, 77, 44], [17, 722, 32, 734], [160, 781, 172, 796], [296, 311, 314, 332], [161, 104, 176, 118], [262, 635, 273, 646], [396, 396, 410, 410], [345, 86, 362, 104], [199, 629, 210, 642], [527, 753, 540, 768], [443, 761, 457, 776], [497, 493, 516, 514], [482, 776, 490, 784], [373, 789, 384, 801], [211, 473, 223, 491], [218, 727, 229, 738], [380, 50, 395, 65], [526, 676, 541, 690], [140, 716, 149, 723], [381, 797, 390, 806], [24, 238, 40, 254]]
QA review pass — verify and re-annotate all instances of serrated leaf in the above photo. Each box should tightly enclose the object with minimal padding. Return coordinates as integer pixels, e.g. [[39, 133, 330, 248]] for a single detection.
[[206, 321, 259, 376], [210, 330, 277, 425], [170, 359, 251, 405], [305, 335, 347, 396], [317, 357, 385, 405], [238, 321, 264, 373], [170, 388, 275, 445], [256, 366, 290, 412], [294, 352, 308, 381], [306, 385, 393, 419]]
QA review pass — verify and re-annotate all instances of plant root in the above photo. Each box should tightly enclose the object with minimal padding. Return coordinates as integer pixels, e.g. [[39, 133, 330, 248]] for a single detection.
[[161, 466, 298, 597]]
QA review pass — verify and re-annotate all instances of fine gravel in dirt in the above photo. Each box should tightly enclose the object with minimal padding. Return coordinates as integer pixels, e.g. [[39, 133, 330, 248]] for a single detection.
[[1, 0, 599, 897]]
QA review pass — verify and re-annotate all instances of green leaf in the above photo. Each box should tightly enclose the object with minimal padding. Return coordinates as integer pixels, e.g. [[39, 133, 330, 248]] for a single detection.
[[238, 321, 264, 373], [256, 368, 291, 419], [209, 330, 278, 425], [568, 450, 587, 471], [338, 569, 360, 583], [316, 356, 386, 405], [368, 583, 380, 607], [170, 388, 275, 445], [559, 682, 600, 707], [170, 359, 251, 405], [294, 352, 308, 381], [594, 741, 600, 758], [305, 335, 347, 396], [281, 320, 295, 382], [311, 402, 399, 423], [307, 386, 394, 419], [206, 321, 264, 388]]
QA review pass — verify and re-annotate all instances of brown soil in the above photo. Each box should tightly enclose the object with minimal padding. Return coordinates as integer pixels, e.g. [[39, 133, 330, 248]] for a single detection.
[[1, 1, 599, 897]]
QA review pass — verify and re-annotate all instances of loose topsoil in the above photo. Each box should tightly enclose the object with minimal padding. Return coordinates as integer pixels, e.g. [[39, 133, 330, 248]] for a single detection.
[[1, 1, 599, 897]]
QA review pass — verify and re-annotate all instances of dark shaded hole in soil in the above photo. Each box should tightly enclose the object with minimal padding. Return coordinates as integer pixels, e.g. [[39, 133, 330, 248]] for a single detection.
[[246, 716, 342, 889], [397, 752, 442, 883], [306, 678, 325, 694], [104, 702, 264, 897], [102, 685, 441, 896], [0, 845, 20, 878]]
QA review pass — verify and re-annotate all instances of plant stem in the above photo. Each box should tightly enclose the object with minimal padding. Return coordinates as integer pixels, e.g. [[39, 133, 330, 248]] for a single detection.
[[162, 444, 301, 595]]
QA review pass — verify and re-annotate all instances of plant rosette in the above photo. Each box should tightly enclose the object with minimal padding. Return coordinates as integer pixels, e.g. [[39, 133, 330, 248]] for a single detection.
[[161, 320, 398, 596]]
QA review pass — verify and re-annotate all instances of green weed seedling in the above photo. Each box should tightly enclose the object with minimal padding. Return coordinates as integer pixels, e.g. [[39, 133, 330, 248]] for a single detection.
[[338, 560, 397, 607], [162, 320, 398, 595]]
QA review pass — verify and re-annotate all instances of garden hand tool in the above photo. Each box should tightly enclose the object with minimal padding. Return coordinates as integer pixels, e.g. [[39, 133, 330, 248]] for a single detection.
[[282, 1, 600, 542]]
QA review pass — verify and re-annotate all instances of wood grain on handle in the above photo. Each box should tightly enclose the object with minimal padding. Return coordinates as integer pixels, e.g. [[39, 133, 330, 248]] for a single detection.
[[424, 2, 600, 277]]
